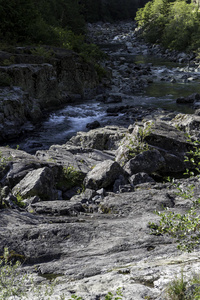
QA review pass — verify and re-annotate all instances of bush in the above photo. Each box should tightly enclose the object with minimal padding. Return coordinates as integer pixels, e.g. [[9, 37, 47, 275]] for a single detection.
[[135, 0, 200, 52], [149, 136, 200, 252]]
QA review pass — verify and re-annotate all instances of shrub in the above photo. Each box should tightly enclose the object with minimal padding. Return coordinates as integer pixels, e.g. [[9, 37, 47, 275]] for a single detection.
[[135, 0, 200, 52], [149, 136, 200, 252]]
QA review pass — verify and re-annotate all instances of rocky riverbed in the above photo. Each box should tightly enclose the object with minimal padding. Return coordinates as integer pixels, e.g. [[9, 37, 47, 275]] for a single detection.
[[1, 22, 200, 299]]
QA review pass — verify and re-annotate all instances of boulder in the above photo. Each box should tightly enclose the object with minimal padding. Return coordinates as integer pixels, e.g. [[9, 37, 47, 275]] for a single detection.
[[86, 120, 100, 130], [171, 113, 200, 133], [84, 160, 123, 190], [12, 167, 57, 200], [123, 149, 165, 176], [176, 93, 200, 104], [68, 125, 127, 151], [145, 121, 189, 155]]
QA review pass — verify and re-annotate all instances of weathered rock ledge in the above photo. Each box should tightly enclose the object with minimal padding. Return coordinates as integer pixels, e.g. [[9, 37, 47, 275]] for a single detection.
[[0, 47, 100, 141], [1, 112, 200, 299]]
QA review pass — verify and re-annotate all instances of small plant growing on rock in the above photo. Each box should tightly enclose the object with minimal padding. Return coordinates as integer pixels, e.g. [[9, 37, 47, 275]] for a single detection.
[[58, 165, 84, 191], [67, 295, 82, 300], [104, 287, 123, 300], [14, 191, 26, 208], [165, 270, 187, 300], [1, 56, 15, 66], [0, 247, 28, 299], [184, 135, 200, 177], [149, 137, 200, 252], [121, 121, 153, 163], [31, 46, 55, 59]]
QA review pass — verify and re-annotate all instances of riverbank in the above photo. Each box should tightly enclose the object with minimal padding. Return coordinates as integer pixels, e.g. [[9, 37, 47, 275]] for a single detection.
[[4, 21, 200, 154], [1, 22, 200, 299]]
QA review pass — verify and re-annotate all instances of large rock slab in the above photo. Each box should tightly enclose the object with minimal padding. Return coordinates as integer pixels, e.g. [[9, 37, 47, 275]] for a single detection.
[[0, 177, 199, 299], [36, 145, 115, 175]]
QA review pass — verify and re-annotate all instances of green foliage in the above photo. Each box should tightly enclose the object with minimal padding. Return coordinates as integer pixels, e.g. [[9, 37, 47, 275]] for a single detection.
[[126, 121, 153, 158], [135, 0, 200, 51], [104, 287, 123, 300], [0, 151, 10, 169], [83, 0, 141, 22], [0, 247, 29, 299], [31, 46, 55, 59], [62, 165, 83, 190], [0, 0, 85, 45], [0, 247, 64, 299], [184, 136, 200, 177], [1, 56, 15, 66], [149, 136, 200, 252], [149, 202, 200, 252], [166, 270, 187, 300], [67, 295, 82, 300], [165, 271, 200, 299], [14, 192, 26, 208]]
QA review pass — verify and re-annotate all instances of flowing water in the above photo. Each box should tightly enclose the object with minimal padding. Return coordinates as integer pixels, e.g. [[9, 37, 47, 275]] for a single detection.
[[9, 50, 200, 153]]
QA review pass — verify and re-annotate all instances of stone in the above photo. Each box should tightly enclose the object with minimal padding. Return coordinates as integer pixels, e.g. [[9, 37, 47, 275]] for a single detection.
[[68, 126, 126, 151], [113, 174, 128, 193], [171, 113, 200, 133], [129, 172, 155, 186], [103, 93, 122, 103], [12, 167, 57, 200], [30, 200, 85, 216], [84, 160, 123, 190], [123, 149, 165, 176], [86, 120, 100, 130], [176, 93, 200, 104]]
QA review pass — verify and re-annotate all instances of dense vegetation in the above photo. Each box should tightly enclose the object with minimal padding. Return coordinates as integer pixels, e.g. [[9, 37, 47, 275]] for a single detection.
[[0, 0, 85, 46], [135, 0, 200, 52], [0, 0, 147, 47]]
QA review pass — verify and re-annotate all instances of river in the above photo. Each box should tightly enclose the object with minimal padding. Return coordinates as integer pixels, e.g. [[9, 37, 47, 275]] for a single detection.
[[9, 22, 200, 153]]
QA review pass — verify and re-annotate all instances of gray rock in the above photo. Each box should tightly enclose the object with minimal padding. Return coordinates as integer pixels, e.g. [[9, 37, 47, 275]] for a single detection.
[[171, 113, 200, 134], [104, 93, 122, 103], [12, 167, 56, 200], [30, 200, 85, 216], [129, 172, 155, 186], [176, 93, 200, 104], [113, 174, 128, 193], [84, 160, 123, 190], [124, 149, 165, 176], [86, 120, 100, 129], [68, 125, 126, 151]]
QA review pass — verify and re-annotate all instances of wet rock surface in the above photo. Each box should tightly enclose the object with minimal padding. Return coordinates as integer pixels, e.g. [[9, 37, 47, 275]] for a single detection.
[[1, 22, 200, 299]]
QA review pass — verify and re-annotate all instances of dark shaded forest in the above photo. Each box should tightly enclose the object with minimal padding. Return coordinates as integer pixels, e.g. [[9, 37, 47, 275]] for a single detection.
[[0, 0, 147, 45]]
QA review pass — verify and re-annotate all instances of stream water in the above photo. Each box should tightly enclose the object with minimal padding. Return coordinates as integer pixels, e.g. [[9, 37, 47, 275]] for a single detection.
[[9, 34, 200, 153]]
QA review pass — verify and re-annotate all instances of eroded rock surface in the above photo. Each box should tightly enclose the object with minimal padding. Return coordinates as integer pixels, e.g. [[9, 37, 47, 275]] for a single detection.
[[1, 22, 200, 299], [0, 111, 200, 298], [0, 48, 99, 140]]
